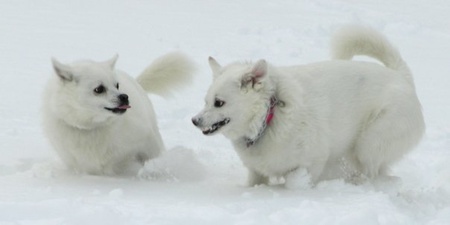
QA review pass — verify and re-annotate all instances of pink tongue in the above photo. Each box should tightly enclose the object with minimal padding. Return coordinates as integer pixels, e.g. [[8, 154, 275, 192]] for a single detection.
[[118, 105, 131, 109]]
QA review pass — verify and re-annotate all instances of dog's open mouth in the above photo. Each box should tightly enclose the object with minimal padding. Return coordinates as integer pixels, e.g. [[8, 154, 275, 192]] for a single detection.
[[104, 104, 131, 114], [202, 118, 230, 135]]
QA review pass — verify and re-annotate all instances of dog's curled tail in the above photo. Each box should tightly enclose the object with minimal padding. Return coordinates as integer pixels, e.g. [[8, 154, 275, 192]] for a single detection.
[[136, 52, 196, 97], [331, 25, 412, 82]]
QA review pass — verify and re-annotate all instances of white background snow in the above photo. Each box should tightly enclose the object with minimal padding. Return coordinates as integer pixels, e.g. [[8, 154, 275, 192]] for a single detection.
[[1, 0, 450, 224]]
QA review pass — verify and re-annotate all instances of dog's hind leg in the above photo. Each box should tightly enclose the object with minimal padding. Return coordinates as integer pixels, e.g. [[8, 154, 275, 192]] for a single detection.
[[354, 105, 424, 178]]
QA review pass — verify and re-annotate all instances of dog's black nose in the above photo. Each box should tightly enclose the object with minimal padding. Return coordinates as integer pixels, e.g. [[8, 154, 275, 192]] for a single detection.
[[192, 117, 201, 126], [118, 94, 129, 105], [118, 94, 128, 103]]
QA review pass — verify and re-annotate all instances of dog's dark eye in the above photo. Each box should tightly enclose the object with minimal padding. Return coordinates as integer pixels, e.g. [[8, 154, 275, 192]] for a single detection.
[[94, 85, 105, 94], [116, 83, 119, 90], [214, 99, 225, 108]]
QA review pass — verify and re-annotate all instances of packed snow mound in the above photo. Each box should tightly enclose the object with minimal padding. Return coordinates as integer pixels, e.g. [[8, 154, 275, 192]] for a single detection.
[[138, 146, 206, 182]]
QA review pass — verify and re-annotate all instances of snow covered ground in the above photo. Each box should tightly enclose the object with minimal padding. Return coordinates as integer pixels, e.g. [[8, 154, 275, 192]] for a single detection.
[[1, 0, 450, 224]]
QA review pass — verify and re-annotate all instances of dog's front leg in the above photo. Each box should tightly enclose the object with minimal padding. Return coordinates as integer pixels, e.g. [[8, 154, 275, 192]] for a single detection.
[[284, 160, 327, 189], [284, 167, 312, 189], [247, 169, 269, 187]]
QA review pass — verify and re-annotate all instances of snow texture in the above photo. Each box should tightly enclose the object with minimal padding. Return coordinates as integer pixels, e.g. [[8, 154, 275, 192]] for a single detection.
[[1, 0, 450, 224]]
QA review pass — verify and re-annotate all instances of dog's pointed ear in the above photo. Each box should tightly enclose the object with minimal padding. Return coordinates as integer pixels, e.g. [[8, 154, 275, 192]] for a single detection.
[[104, 54, 119, 69], [52, 58, 73, 81], [208, 56, 222, 77], [241, 59, 268, 90]]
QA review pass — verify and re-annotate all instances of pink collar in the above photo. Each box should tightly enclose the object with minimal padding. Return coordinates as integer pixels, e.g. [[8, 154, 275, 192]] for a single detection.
[[246, 96, 279, 147], [265, 97, 277, 125]]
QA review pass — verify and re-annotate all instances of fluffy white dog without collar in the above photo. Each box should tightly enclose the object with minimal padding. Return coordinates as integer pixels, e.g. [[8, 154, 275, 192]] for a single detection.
[[43, 52, 195, 175], [192, 25, 425, 187]]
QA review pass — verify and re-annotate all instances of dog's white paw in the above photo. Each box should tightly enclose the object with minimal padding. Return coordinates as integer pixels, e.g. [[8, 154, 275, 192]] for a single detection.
[[285, 168, 312, 189]]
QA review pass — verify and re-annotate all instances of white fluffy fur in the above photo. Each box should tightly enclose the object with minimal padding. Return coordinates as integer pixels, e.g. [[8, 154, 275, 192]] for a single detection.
[[136, 52, 196, 97], [193, 25, 425, 186], [42, 52, 195, 175]]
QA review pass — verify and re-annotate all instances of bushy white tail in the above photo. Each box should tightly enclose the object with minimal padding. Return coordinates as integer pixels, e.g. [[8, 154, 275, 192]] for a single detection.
[[136, 52, 196, 97], [331, 25, 412, 81]]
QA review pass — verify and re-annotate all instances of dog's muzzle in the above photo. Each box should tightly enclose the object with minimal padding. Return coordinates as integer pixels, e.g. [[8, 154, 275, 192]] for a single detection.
[[192, 117, 230, 135], [105, 94, 130, 114]]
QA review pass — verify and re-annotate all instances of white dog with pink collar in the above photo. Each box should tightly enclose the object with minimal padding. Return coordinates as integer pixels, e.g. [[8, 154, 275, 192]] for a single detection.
[[192, 25, 425, 187]]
